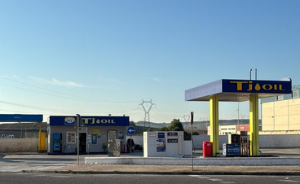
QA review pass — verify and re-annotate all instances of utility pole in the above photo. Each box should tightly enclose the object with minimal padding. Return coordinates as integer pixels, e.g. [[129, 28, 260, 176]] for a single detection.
[[140, 100, 155, 132], [206, 118, 209, 135], [241, 114, 245, 125], [76, 114, 80, 165], [237, 102, 240, 126], [255, 68, 257, 80], [190, 111, 194, 171], [199, 118, 206, 135]]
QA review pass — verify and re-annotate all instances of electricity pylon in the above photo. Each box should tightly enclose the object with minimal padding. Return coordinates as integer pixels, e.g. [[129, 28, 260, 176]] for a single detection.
[[140, 100, 155, 132]]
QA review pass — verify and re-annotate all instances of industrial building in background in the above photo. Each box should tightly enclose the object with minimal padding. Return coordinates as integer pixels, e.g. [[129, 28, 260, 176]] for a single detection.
[[207, 124, 250, 136], [261, 85, 300, 134]]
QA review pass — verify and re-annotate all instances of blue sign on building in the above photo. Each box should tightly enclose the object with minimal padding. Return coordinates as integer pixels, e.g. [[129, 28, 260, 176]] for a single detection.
[[49, 116, 129, 126]]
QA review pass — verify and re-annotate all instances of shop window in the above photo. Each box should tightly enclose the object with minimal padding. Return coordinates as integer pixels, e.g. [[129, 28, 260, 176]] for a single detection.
[[66, 132, 76, 144]]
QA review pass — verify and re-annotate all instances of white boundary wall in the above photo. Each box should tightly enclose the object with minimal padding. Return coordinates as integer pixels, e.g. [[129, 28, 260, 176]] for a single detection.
[[259, 134, 300, 148], [0, 138, 39, 152], [1, 135, 299, 153], [129, 134, 300, 149]]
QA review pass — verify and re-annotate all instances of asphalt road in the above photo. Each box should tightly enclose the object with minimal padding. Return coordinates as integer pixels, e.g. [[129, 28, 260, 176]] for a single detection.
[[1, 173, 300, 184], [0, 154, 79, 172]]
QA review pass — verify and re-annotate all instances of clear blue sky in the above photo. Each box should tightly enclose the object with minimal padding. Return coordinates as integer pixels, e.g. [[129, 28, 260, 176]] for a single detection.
[[0, 0, 299, 123]]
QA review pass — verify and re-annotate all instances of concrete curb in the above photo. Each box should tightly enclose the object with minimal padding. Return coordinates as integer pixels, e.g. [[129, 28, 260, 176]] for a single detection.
[[21, 170, 300, 176], [85, 157, 300, 166]]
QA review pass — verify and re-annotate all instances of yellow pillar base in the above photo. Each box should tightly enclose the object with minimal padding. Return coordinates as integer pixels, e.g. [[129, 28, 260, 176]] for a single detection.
[[249, 94, 259, 156], [209, 95, 219, 156], [38, 122, 46, 152], [38, 122, 41, 151]]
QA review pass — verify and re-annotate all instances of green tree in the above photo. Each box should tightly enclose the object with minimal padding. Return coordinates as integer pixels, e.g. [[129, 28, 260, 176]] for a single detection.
[[192, 132, 199, 135], [168, 119, 184, 131], [129, 121, 135, 126], [159, 127, 169, 131], [146, 128, 153, 132], [167, 119, 191, 140]]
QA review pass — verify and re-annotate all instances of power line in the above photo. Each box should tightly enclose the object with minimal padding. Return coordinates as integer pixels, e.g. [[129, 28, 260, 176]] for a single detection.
[[152, 109, 167, 121], [0, 108, 32, 114], [0, 77, 138, 104], [0, 82, 78, 100], [0, 100, 141, 115], [2, 77, 74, 97], [123, 107, 141, 114], [0, 100, 79, 114], [153, 106, 170, 120]]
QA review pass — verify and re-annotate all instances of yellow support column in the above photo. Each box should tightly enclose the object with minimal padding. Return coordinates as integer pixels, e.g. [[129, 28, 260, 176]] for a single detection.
[[209, 95, 219, 156], [38, 122, 42, 152], [249, 94, 259, 156]]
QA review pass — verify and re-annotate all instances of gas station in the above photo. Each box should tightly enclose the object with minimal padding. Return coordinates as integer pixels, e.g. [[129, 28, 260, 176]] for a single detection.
[[185, 78, 292, 156]]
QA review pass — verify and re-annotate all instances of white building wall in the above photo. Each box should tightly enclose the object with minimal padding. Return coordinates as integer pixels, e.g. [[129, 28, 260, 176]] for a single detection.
[[143, 131, 191, 157]]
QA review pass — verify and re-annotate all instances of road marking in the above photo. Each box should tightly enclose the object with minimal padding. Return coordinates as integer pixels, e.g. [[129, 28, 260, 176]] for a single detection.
[[278, 180, 299, 183], [189, 175, 210, 179], [209, 179, 223, 182], [189, 175, 234, 183]]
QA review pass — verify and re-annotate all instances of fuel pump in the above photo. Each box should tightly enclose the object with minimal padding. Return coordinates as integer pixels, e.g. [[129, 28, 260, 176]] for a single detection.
[[240, 131, 249, 156]]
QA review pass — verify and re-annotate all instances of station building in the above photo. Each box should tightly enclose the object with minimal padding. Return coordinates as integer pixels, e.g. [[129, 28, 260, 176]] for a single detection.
[[47, 115, 129, 154]]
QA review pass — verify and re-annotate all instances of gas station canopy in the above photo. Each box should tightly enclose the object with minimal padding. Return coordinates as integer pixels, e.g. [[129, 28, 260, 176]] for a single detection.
[[185, 78, 292, 157], [185, 79, 292, 102]]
